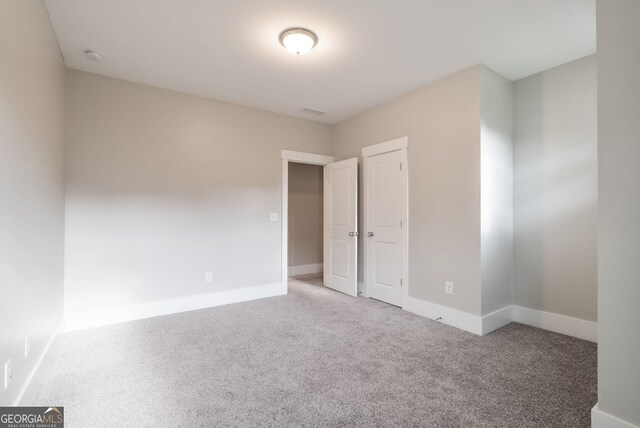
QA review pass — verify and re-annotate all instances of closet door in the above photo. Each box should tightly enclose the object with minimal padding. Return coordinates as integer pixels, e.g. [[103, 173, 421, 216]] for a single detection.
[[324, 158, 358, 297], [365, 149, 405, 306]]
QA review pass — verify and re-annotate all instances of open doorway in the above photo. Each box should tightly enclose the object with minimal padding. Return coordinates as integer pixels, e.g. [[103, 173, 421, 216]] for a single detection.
[[280, 150, 334, 290], [281, 150, 359, 296], [288, 162, 324, 279]]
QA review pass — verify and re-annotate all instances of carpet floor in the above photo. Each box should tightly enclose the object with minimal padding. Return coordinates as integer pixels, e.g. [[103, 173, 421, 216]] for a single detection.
[[35, 274, 597, 427]]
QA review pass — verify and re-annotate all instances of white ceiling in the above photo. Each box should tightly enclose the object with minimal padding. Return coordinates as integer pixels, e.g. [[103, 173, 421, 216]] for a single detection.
[[44, 0, 595, 124]]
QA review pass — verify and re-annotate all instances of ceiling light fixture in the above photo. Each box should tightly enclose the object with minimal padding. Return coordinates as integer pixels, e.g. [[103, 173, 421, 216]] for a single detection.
[[278, 27, 318, 56], [84, 50, 104, 62], [301, 107, 327, 116]]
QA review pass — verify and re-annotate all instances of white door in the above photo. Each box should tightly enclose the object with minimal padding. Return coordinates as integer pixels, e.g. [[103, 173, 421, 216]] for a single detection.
[[365, 149, 405, 306], [324, 158, 358, 297]]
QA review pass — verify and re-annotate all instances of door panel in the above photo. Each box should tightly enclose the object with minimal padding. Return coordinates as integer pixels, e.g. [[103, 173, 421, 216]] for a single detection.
[[366, 150, 404, 306], [330, 168, 350, 226], [374, 242, 396, 286], [324, 158, 358, 297], [374, 160, 396, 227], [330, 238, 350, 279]]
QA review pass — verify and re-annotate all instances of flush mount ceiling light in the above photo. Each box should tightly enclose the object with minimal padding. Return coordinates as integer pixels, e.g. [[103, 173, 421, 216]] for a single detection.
[[278, 27, 318, 56], [84, 50, 103, 62]]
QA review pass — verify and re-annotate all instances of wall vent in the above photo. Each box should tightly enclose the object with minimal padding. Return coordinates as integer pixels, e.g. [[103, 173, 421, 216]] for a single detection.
[[301, 107, 327, 116]]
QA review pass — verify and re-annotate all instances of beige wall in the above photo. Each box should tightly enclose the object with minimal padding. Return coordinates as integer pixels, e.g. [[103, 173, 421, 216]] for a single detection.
[[333, 66, 483, 315], [480, 67, 514, 316], [513, 55, 597, 322], [0, 1, 65, 406], [332, 64, 518, 318], [288, 163, 323, 269], [596, 1, 640, 425], [64, 70, 332, 315]]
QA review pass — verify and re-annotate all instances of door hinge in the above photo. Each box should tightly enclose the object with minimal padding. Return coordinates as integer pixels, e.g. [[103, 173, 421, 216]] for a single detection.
[[400, 220, 403, 228], [400, 278, 403, 286], [400, 163, 403, 171]]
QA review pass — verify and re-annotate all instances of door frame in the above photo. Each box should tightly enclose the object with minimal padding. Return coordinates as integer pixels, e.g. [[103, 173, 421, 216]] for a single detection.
[[281, 150, 334, 289], [361, 137, 409, 306]]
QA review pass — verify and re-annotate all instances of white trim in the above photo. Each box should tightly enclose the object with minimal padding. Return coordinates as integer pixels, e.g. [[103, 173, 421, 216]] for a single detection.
[[481, 305, 514, 335], [288, 263, 323, 276], [65, 282, 286, 331], [361, 136, 408, 157], [592, 403, 640, 428], [362, 156, 370, 301], [403, 295, 483, 335], [281, 150, 334, 165], [400, 148, 409, 309], [513, 305, 597, 342], [282, 159, 288, 287], [398, 297, 598, 340], [15, 321, 64, 406], [281, 150, 333, 290]]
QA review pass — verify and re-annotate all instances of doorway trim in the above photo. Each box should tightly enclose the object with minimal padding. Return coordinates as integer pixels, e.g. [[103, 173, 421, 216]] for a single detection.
[[281, 150, 334, 289], [361, 136, 409, 306]]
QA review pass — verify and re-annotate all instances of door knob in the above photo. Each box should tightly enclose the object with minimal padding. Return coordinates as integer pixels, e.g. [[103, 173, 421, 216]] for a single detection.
[[349, 231, 359, 237], [368, 232, 374, 237]]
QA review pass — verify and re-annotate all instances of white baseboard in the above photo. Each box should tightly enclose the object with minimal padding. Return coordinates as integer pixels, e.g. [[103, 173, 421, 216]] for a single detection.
[[482, 305, 514, 335], [14, 321, 64, 406], [399, 296, 597, 342], [65, 282, 287, 331], [402, 297, 513, 336], [513, 305, 597, 342], [403, 296, 483, 335], [288, 263, 323, 276], [592, 403, 640, 428]]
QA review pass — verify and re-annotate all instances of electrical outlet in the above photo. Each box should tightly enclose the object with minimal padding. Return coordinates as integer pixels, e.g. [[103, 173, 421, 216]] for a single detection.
[[4, 359, 12, 389], [25, 335, 30, 358], [205, 272, 213, 283], [269, 212, 279, 222], [445, 281, 453, 295]]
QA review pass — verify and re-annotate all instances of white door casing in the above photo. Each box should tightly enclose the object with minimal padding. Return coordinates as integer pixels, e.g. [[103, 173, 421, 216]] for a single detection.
[[324, 158, 358, 297]]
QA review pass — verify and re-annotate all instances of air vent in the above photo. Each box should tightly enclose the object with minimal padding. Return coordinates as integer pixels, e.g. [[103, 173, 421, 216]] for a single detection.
[[301, 107, 327, 116]]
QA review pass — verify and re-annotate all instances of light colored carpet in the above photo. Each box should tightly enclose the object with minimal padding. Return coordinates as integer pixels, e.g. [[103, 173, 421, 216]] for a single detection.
[[35, 274, 597, 427]]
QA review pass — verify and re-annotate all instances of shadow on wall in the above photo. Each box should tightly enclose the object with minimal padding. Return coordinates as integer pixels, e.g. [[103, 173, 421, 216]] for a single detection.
[[513, 57, 598, 322]]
